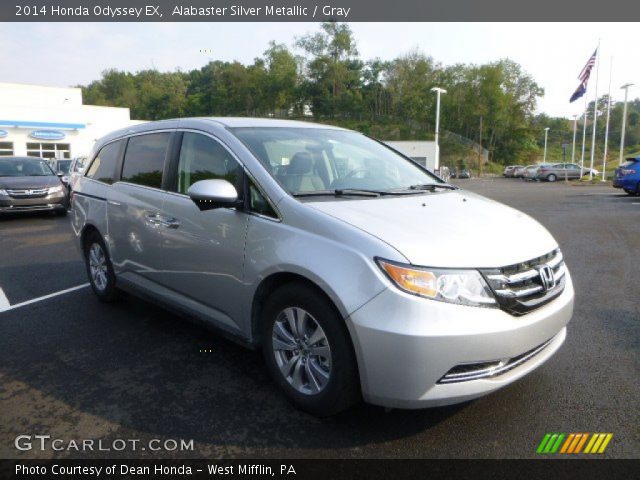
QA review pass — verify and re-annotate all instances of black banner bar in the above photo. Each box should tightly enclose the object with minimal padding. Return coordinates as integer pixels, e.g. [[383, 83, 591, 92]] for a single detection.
[[3, 0, 640, 22], [1, 459, 639, 480]]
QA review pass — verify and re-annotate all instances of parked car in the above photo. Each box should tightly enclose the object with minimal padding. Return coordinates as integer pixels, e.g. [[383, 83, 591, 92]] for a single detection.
[[613, 156, 640, 195], [0, 156, 68, 215], [522, 164, 544, 181], [512, 165, 528, 178], [458, 169, 471, 179], [50, 158, 72, 189], [72, 118, 574, 416], [536, 163, 593, 182], [68, 156, 88, 190], [503, 165, 522, 177], [449, 167, 457, 178]]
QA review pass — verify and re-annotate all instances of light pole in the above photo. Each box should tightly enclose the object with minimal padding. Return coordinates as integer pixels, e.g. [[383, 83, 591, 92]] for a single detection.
[[619, 83, 634, 165], [430, 87, 447, 173], [543, 127, 550, 163]]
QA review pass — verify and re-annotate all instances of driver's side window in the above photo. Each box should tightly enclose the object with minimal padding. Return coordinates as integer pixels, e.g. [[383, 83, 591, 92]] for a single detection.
[[177, 133, 243, 198]]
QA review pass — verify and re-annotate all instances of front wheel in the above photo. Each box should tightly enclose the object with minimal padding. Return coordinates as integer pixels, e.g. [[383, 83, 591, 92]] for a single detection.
[[84, 232, 120, 302], [260, 283, 360, 416], [547, 174, 557, 182]]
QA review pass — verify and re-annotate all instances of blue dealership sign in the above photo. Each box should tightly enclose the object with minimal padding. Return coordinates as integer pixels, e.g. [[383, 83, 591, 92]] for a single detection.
[[0, 129, 7, 138], [29, 130, 66, 141]]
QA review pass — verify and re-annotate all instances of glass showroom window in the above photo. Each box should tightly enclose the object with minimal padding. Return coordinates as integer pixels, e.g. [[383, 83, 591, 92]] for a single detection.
[[26, 142, 71, 159], [0, 142, 14, 156]]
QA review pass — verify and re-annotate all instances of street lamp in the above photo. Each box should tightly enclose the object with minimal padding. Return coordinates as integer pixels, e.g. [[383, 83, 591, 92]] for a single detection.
[[619, 83, 634, 166], [430, 87, 447, 173], [543, 127, 550, 163]]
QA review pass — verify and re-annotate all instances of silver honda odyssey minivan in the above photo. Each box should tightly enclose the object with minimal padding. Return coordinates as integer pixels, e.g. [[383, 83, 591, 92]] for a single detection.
[[71, 118, 574, 416]]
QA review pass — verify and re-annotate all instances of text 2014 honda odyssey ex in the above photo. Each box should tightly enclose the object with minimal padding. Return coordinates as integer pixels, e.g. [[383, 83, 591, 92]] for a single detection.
[[71, 118, 574, 416]]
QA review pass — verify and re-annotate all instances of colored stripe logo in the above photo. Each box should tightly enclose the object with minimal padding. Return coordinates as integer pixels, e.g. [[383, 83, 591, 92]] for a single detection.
[[537, 433, 613, 454]]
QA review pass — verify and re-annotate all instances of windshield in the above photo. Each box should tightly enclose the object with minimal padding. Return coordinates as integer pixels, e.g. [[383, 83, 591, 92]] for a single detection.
[[56, 160, 71, 174], [0, 158, 55, 177], [231, 127, 442, 196]]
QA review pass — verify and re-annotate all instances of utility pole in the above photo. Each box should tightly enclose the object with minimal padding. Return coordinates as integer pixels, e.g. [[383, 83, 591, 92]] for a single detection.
[[479, 115, 483, 177], [619, 83, 634, 165], [430, 87, 447, 174], [543, 128, 550, 163]]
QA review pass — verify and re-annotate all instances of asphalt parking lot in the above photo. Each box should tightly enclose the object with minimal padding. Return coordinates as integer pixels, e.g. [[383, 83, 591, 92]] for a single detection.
[[0, 178, 638, 459]]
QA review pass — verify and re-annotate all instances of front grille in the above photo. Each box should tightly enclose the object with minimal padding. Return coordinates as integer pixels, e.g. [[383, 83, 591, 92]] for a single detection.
[[480, 248, 566, 315], [6, 188, 49, 198], [438, 338, 553, 384]]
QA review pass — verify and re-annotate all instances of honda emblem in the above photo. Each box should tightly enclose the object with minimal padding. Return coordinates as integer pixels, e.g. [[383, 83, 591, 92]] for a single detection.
[[538, 265, 555, 291]]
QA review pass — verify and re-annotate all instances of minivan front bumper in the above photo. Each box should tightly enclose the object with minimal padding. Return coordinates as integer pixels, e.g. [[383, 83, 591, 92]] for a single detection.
[[0, 191, 68, 213], [346, 269, 574, 408]]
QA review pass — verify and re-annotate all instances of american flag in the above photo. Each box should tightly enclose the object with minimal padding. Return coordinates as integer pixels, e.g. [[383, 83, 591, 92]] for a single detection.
[[570, 48, 598, 103], [578, 49, 598, 83]]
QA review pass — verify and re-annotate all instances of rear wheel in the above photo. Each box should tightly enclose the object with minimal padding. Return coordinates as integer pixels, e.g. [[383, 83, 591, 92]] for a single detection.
[[84, 232, 120, 302], [547, 174, 557, 182], [260, 283, 360, 416]]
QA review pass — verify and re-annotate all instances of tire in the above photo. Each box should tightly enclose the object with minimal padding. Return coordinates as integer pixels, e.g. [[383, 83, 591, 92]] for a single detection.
[[547, 174, 557, 182], [84, 231, 120, 302], [260, 283, 360, 416]]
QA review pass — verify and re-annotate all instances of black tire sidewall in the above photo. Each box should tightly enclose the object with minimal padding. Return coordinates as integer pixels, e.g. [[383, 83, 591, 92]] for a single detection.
[[260, 283, 360, 416], [84, 232, 119, 302]]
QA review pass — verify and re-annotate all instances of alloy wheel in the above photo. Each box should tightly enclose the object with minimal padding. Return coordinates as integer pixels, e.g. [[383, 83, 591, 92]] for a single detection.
[[88, 243, 108, 292], [271, 307, 332, 395]]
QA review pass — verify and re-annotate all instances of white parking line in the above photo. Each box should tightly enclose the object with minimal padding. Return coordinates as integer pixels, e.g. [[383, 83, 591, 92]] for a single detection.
[[0, 288, 9, 310], [0, 283, 89, 313]]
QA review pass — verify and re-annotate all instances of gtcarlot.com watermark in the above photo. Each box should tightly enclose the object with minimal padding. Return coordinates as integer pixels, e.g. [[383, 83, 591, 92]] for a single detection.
[[15, 435, 194, 452]]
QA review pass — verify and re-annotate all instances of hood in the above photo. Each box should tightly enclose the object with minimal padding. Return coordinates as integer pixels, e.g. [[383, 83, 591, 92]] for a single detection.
[[0, 176, 61, 190], [308, 190, 558, 268]]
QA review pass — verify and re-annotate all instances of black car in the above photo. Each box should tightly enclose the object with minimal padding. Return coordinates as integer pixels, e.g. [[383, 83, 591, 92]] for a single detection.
[[458, 169, 471, 179], [0, 157, 69, 215]]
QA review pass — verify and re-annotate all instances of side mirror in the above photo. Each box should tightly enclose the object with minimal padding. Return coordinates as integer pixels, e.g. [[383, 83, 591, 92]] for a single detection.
[[187, 179, 241, 211], [57, 172, 64, 177]]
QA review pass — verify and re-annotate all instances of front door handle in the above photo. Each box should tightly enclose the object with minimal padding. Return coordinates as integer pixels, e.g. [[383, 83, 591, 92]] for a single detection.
[[160, 217, 181, 229], [146, 212, 180, 229]]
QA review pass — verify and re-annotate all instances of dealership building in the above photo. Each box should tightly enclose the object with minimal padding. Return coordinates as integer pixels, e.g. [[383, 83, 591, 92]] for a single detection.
[[0, 82, 142, 160]]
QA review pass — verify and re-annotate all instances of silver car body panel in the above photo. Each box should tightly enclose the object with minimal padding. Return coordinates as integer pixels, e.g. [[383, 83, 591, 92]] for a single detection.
[[71, 117, 574, 408]]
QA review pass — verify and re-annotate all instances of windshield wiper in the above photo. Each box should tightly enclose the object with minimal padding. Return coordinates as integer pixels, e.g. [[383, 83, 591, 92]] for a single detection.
[[407, 183, 458, 191], [294, 188, 434, 198], [293, 189, 380, 198]]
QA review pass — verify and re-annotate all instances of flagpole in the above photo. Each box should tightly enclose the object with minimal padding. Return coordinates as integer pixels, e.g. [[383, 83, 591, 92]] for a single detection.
[[580, 92, 588, 176], [571, 114, 578, 164], [588, 41, 600, 181], [602, 56, 613, 182]]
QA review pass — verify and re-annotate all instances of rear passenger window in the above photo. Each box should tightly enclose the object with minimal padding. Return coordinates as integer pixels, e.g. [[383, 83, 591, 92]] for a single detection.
[[86, 141, 120, 184], [121, 133, 170, 189], [176, 133, 243, 196]]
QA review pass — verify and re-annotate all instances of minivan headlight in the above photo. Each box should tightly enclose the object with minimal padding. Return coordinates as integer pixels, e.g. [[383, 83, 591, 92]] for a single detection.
[[377, 258, 496, 307], [48, 185, 63, 194], [0, 188, 7, 196]]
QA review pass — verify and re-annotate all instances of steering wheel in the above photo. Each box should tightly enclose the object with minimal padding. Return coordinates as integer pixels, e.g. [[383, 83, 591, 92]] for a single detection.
[[344, 167, 369, 179]]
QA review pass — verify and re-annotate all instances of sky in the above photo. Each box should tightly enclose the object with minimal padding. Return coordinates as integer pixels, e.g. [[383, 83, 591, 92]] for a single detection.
[[1, 22, 638, 118]]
